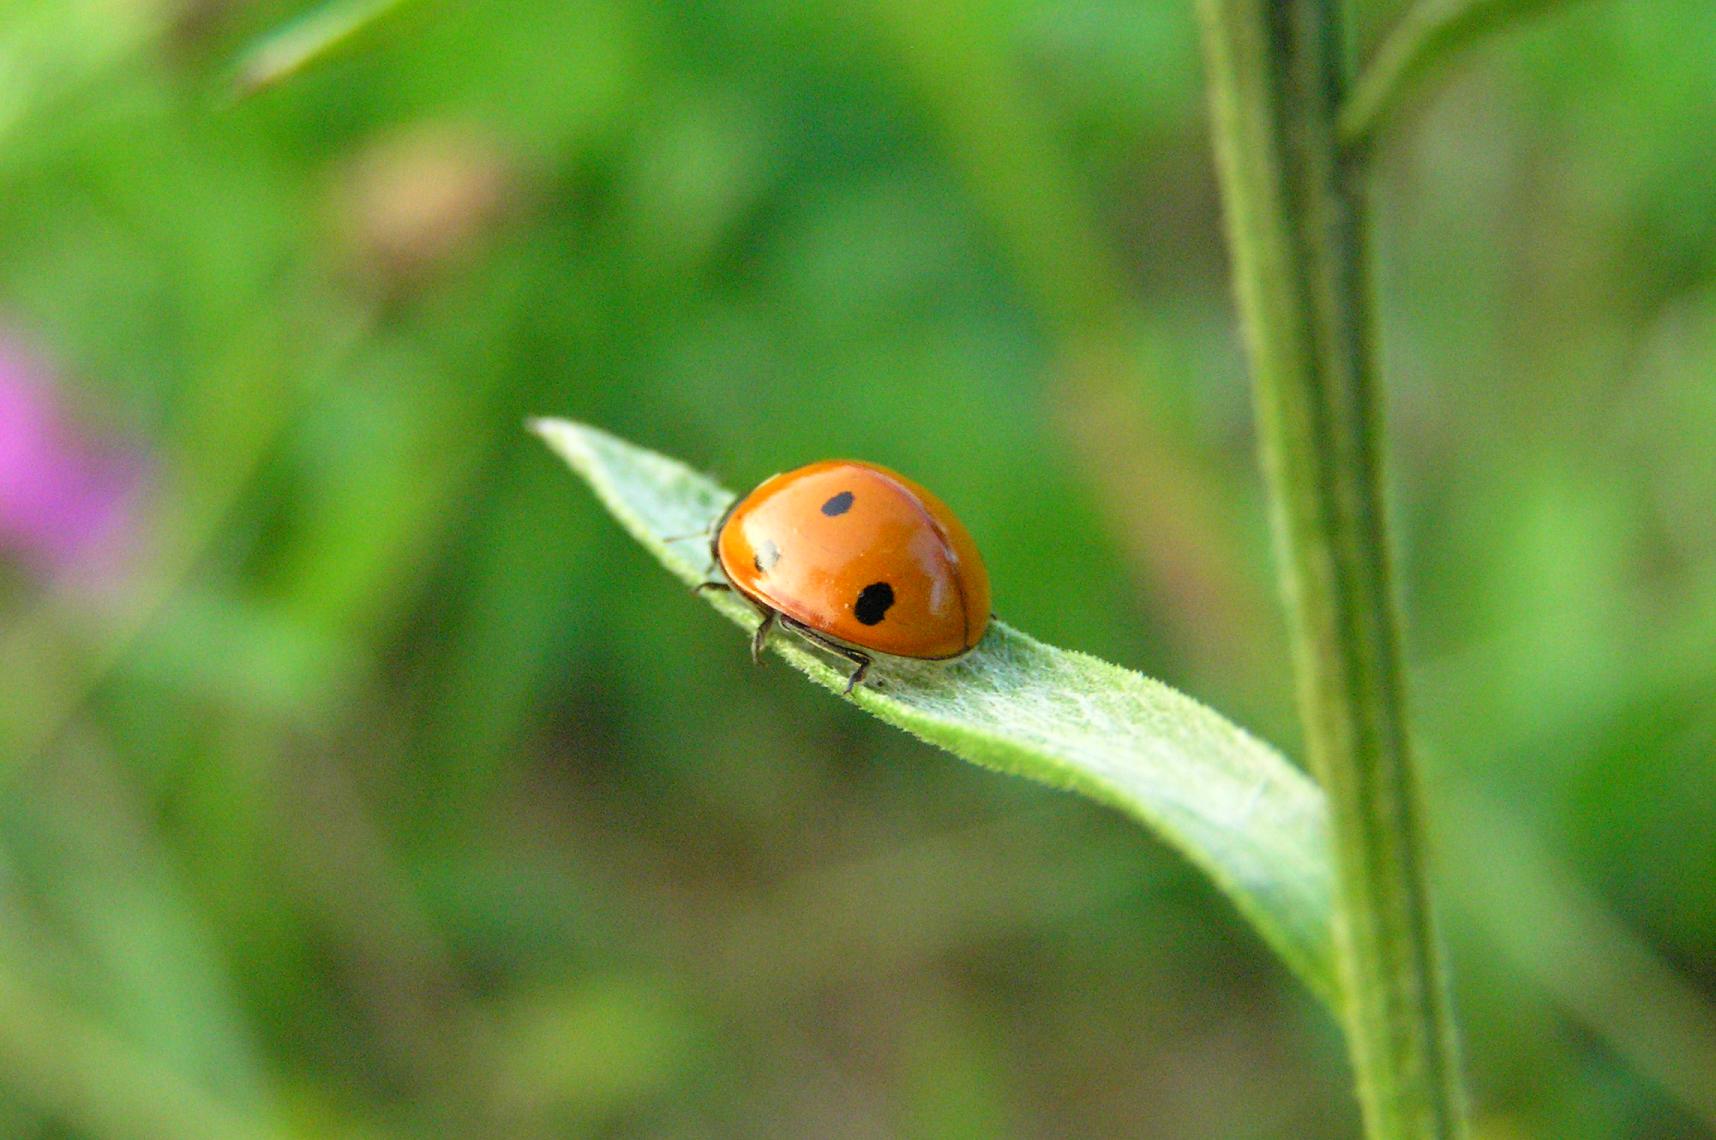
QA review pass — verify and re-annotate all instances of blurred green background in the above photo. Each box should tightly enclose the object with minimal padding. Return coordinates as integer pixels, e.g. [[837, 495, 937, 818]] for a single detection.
[[2, 0, 1714, 1136]]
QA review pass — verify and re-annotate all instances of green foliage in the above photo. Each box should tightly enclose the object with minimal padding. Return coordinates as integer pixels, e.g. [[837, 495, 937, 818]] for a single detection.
[[0, 0, 1714, 1136], [1343, 0, 1592, 146], [534, 418, 1338, 1002], [232, 0, 424, 93]]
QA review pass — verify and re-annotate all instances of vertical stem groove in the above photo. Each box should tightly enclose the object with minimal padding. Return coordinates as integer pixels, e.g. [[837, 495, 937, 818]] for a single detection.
[[1195, 0, 1468, 1135]]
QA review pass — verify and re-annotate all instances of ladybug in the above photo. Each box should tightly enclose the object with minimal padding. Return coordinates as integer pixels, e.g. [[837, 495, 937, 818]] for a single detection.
[[699, 460, 990, 693]]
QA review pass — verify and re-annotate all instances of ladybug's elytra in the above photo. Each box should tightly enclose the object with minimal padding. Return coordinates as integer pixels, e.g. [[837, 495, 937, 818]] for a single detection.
[[700, 460, 990, 692]]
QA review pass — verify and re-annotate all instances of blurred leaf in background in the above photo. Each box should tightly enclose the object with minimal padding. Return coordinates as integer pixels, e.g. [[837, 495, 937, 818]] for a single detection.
[[0, 0, 1712, 1137]]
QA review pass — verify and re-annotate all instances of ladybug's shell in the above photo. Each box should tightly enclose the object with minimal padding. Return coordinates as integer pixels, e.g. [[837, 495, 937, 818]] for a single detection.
[[716, 461, 990, 660]]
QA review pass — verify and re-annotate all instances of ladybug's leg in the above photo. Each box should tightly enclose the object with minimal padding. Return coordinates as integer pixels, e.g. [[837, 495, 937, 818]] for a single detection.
[[670, 500, 736, 578], [840, 653, 871, 695], [750, 608, 776, 664], [778, 616, 872, 694], [695, 582, 776, 668]]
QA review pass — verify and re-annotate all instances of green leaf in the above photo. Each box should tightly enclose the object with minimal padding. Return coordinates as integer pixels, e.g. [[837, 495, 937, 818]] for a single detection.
[[1341, 0, 1588, 148], [231, 0, 421, 95], [530, 419, 1337, 1004]]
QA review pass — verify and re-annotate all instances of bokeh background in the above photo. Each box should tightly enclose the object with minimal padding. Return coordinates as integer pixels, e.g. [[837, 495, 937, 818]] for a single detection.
[[2, 0, 1714, 1136]]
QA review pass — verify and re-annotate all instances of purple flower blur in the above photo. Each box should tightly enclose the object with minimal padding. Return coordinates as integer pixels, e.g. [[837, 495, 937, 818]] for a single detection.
[[0, 337, 149, 587]]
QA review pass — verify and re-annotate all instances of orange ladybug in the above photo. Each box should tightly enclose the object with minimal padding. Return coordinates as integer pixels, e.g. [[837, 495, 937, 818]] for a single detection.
[[701, 460, 990, 692]]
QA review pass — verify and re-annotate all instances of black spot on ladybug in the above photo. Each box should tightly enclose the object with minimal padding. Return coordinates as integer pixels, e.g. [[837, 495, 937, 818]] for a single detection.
[[821, 491, 855, 517], [853, 582, 894, 626], [753, 539, 781, 573]]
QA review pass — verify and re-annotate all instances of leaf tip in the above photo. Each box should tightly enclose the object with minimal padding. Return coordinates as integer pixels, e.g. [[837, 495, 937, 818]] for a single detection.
[[527, 415, 587, 457]]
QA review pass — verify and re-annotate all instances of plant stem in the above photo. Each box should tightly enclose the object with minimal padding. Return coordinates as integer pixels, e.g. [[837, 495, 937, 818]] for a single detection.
[[1195, 1, 1467, 1136]]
